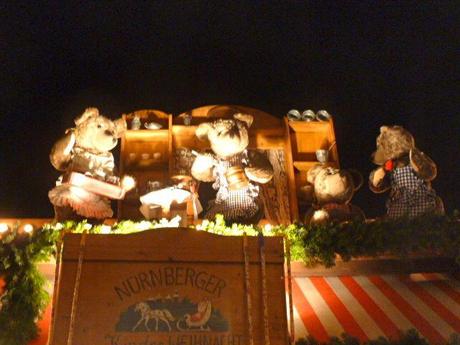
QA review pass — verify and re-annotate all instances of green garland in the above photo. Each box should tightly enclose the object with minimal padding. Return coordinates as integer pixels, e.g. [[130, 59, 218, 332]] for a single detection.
[[300, 212, 460, 267], [0, 213, 459, 345], [295, 329, 460, 345], [0, 223, 60, 345]]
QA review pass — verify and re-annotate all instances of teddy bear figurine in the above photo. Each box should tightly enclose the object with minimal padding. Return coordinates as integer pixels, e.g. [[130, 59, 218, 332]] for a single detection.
[[49, 107, 133, 221], [304, 165, 365, 224], [369, 125, 444, 218], [191, 113, 274, 224]]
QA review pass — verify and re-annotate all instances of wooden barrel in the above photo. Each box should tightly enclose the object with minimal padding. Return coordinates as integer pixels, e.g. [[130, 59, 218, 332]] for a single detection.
[[225, 166, 249, 191]]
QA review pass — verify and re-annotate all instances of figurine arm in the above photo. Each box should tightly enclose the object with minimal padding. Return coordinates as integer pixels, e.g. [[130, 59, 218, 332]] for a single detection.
[[50, 131, 76, 171], [244, 151, 274, 184], [191, 153, 216, 182], [369, 167, 390, 193]]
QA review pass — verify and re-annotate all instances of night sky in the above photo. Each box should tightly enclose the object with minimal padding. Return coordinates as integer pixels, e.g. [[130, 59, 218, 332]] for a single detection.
[[1, 1, 459, 218]]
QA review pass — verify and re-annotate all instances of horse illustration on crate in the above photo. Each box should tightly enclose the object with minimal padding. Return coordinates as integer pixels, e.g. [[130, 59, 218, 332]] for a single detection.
[[132, 302, 175, 332]]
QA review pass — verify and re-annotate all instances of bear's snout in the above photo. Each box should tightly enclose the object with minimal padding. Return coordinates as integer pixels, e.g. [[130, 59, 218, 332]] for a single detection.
[[105, 129, 114, 137]]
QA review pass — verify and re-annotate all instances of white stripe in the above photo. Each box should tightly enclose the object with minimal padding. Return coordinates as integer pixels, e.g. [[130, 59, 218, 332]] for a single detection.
[[325, 277, 384, 339], [293, 305, 309, 340], [295, 277, 344, 337], [381, 275, 455, 339], [354, 276, 414, 331], [412, 274, 460, 319]]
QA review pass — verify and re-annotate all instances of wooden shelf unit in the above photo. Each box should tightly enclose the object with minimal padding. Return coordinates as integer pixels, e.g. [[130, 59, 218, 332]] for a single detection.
[[283, 117, 340, 222], [118, 110, 172, 219], [118, 106, 339, 223]]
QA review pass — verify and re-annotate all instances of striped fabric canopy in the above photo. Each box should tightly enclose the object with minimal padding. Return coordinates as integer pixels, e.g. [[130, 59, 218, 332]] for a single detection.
[[291, 273, 460, 344]]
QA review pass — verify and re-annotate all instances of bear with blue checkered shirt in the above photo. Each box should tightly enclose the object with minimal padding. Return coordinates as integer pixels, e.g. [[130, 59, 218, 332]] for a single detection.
[[369, 126, 444, 218]]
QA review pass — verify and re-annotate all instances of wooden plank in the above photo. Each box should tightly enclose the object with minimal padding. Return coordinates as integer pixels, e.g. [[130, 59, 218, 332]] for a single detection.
[[284, 117, 297, 222], [327, 117, 340, 167], [172, 126, 285, 150], [124, 130, 169, 141], [172, 126, 210, 151], [248, 128, 285, 149], [293, 161, 339, 171], [177, 104, 283, 129], [61, 230, 285, 264], [168, 114, 173, 177], [288, 121, 330, 132]]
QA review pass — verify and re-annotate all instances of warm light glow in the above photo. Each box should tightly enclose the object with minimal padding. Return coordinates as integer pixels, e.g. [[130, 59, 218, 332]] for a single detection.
[[312, 209, 329, 222], [23, 224, 34, 233], [264, 223, 273, 232], [121, 175, 136, 191], [100, 225, 112, 234], [0, 223, 9, 233]]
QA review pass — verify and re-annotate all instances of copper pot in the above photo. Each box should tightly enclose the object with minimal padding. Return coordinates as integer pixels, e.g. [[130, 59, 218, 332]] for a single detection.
[[225, 166, 249, 191]]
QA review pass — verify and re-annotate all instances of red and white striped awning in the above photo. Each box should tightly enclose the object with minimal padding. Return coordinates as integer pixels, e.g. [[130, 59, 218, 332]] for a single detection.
[[291, 273, 460, 343]]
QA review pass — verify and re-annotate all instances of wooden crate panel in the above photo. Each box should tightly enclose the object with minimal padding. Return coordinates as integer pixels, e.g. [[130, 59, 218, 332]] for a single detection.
[[292, 131, 332, 156], [172, 126, 210, 151], [172, 126, 285, 151], [50, 230, 289, 345]]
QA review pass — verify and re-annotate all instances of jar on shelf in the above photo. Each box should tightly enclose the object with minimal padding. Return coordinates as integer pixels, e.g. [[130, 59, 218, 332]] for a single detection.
[[183, 113, 192, 126], [131, 115, 141, 130]]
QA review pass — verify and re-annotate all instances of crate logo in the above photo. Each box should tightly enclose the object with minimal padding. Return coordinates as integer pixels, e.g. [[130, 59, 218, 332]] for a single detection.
[[116, 295, 229, 333]]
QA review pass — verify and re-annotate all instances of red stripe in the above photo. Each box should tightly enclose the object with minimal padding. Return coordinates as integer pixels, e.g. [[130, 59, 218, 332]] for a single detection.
[[399, 275, 460, 333], [0, 278, 5, 293], [369, 276, 445, 344], [422, 274, 460, 306], [291, 278, 329, 342], [339, 276, 401, 339], [29, 303, 52, 345], [310, 277, 368, 341]]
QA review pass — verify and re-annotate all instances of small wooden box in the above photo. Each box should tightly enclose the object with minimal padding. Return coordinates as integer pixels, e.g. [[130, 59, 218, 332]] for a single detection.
[[49, 229, 290, 345]]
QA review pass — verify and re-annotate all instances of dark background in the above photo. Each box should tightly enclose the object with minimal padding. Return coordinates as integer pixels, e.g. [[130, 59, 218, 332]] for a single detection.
[[1, 1, 459, 218]]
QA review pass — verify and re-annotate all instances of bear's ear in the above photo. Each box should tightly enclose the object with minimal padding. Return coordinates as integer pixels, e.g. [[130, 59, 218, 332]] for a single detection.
[[380, 125, 389, 133], [113, 117, 127, 138], [196, 122, 214, 140], [75, 107, 99, 126], [410, 148, 437, 181], [233, 113, 253, 128]]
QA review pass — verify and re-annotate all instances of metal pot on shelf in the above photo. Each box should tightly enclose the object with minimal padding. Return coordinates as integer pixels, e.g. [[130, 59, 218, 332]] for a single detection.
[[312, 167, 363, 205]]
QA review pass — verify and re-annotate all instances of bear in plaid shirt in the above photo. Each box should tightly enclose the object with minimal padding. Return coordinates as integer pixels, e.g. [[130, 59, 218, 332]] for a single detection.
[[369, 126, 444, 218], [191, 114, 274, 224]]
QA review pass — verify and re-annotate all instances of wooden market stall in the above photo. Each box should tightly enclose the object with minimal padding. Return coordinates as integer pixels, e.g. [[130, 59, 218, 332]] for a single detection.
[[117, 105, 339, 223]]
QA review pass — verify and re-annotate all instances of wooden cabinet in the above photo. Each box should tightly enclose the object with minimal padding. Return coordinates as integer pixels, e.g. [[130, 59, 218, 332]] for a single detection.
[[117, 106, 339, 223], [118, 110, 172, 219], [283, 117, 340, 222]]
